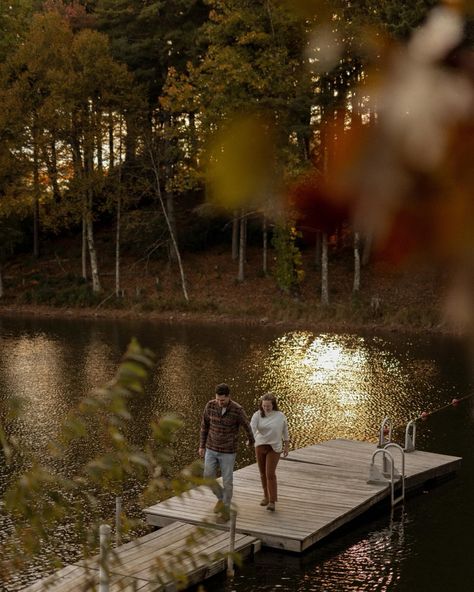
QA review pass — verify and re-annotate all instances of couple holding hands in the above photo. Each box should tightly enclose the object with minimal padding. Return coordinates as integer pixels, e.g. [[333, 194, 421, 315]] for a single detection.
[[199, 383, 289, 523]]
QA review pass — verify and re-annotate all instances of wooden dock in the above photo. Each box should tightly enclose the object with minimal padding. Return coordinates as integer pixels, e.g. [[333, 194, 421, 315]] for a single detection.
[[22, 521, 260, 592], [21, 439, 460, 591], [144, 439, 461, 552]]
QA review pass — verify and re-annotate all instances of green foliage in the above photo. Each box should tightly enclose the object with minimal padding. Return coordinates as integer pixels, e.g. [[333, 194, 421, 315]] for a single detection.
[[0, 0, 38, 62], [0, 339, 206, 585], [121, 209, 169, 258], [351, 0, 438, 39], [272, 223, 304, 295], [19, 273, 102, 307], [95, 0, 207, 102], [0, 8, 139, 243], [0, 216, 25, 263]]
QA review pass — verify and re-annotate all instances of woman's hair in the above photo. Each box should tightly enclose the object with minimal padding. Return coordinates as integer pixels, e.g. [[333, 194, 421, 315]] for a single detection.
[[259, 392, 279, 417]]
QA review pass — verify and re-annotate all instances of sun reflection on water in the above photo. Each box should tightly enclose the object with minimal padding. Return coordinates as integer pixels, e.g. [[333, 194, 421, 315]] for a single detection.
[[258, 332, 438, 447]]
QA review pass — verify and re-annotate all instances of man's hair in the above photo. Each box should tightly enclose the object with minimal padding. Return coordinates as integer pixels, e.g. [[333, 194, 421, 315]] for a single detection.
[[215, 383, 230, 396]]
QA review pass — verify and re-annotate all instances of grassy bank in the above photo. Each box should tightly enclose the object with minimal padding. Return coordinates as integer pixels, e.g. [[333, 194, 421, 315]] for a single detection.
[[0, 235, 448, 335]]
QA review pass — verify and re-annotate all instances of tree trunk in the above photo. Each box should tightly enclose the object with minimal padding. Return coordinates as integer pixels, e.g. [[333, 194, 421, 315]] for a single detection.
[[353, 231, 360, 293], [232, 211, 239, 261], [188, 111, 198, 168], [237, 210, 246, 282], [0, 264, 3, 298], [83, 104, 101, 293], [321, 232, 329, 305], [42, 138, 62, 203], [32, 123, 40, 259], [86, 205, 101, 293], [124, 111, 137, 165], [314, 230, 322, 268], [95, 104, 103, 172], [262, 215, 268, 275], [297, 129, 309, 161], [82, 213, 88, 280], [108, 110, 115, 170], [166, 189, 178, 263], [149, 146, 189, 302], [115, 193, 121, 297], [362, 231, 372, 266]]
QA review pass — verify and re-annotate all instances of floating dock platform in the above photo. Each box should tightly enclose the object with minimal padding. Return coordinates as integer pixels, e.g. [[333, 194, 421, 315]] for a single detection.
[[22, 438, 460, 590], [144, 439, 461, 552]]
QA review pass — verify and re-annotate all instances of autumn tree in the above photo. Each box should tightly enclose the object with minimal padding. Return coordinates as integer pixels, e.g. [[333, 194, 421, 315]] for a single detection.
[[162, 0, 313, 281], [1, 10, 136, 291]]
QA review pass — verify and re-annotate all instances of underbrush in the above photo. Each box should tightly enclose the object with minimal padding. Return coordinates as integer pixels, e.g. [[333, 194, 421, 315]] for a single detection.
[[18, 273, 102, 307]]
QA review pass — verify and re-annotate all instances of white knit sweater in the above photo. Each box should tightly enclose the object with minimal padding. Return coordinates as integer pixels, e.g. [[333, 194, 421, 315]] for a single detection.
[[250, 410, 289, 453]]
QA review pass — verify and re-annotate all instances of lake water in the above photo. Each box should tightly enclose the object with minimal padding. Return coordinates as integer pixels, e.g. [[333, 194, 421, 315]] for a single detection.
[[0, 315, 472, 591]]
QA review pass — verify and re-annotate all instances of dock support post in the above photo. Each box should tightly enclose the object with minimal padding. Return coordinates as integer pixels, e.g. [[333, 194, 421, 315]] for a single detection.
[[115, 496, 122, 547], [226, 508, 237, 577], [99, 524, 111, 592]]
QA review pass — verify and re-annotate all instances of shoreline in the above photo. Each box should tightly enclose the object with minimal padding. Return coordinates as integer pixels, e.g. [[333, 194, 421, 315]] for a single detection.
[[0, 302, 458, 338]]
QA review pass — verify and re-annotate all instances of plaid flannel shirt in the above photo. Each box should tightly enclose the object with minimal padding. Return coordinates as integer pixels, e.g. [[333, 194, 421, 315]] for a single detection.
[[200, 399, 254, 453]]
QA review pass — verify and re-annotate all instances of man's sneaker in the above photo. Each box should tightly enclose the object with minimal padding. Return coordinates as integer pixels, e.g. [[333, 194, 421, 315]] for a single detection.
[[215, 512, 230, 524], [266, 502, 275, 512], [213, 500, 224, 514], [259, 498, 269, 506]]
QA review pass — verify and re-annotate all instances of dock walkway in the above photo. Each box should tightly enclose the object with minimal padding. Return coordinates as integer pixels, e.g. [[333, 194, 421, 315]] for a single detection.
[[22, 438, 460, 590], [144, 439, 461, 552], [22, 521, 260, 591]]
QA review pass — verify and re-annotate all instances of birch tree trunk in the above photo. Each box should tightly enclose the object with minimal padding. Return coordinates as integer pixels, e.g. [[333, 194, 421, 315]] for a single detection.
[[115, 133, 123, 298], [321, 232, 329, 305], [353, 231, 360, 293], [86, 191, 101, 293], [82, 103, 101, 294], [149, 146, 189, 302], [232, 211, 239, 261]]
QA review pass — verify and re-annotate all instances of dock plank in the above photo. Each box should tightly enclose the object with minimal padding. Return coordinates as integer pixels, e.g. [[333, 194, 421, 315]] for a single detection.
[[23, 438, 460, 590], [21, 522, 260, 592], [144, 439, 461, 552]]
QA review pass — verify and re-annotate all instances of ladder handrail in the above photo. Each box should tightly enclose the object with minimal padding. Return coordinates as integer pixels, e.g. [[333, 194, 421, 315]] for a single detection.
[[384, 443, 406, 504], [404, 420, 417, 452], [368, 447, 405, 507]]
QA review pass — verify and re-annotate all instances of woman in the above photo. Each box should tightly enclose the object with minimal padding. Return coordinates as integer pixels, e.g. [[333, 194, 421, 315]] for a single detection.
[[250, 393, 289, 512]]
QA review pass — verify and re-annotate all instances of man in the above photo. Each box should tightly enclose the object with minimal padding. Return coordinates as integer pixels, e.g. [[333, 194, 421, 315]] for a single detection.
[[199, 383, 255, 523]]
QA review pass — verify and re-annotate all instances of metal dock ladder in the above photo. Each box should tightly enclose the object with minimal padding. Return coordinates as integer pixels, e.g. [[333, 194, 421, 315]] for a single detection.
[[369, 418, 407, 507]]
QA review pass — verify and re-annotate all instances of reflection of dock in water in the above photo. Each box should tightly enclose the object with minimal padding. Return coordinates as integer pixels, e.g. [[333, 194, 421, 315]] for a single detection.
[[22, 439, 460, 591], [145, 439, 461, 553]]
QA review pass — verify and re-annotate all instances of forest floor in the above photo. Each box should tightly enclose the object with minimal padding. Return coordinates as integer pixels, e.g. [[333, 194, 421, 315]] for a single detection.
[[0, 231, 454, 336]]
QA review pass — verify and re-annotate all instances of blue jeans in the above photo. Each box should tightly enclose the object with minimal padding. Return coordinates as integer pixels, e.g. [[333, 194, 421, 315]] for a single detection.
[[203, 449, 237, 507]]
